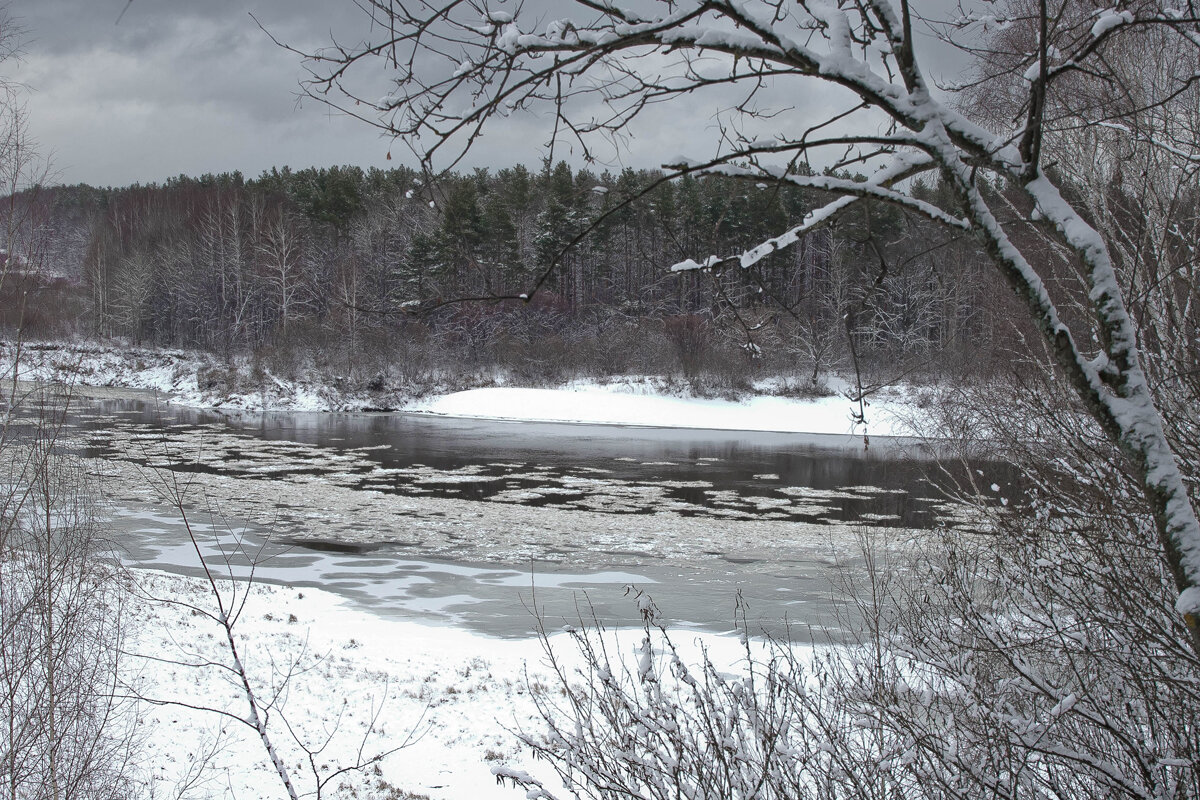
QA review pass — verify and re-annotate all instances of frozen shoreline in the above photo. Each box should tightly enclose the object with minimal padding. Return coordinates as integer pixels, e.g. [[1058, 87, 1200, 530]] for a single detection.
[[3, 340, 923, 436], [125, 567, 551, 799], [126, 568, 762, 800]]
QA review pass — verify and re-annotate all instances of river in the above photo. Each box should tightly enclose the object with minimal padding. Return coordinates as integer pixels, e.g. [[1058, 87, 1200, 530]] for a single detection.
[[62, 395, 1015, 639]]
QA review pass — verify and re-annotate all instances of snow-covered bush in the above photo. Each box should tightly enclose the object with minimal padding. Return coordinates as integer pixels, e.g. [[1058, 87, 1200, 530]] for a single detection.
[[496, 596, 901, 800], [500, 501, 1198, 800]]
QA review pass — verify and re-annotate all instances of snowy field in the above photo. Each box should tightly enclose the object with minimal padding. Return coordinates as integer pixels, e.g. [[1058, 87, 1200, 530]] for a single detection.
[[1, 340, 922, 436], [126, 569, 760, 800]]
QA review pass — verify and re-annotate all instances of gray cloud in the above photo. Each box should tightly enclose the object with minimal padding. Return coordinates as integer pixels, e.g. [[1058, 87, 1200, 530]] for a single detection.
[[12, 0, 411, 185], [9, 0, 976, 187]]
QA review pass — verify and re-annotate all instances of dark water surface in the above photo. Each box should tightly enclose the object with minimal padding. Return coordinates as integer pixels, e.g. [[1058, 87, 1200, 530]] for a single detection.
[[83, 400, 1017, 529]]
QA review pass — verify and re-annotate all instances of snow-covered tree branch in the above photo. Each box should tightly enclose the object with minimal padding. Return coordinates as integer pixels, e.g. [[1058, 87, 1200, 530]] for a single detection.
[[295, 0, 1200, 648]]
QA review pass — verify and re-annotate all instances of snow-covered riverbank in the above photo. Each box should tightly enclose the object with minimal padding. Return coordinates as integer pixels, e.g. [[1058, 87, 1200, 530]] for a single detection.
[[126, 569, 758, 800], [126, 569, 547, 799], [408, 384, 918, 436], [3, 340, 923, 436], [8, 339, 896, 798]]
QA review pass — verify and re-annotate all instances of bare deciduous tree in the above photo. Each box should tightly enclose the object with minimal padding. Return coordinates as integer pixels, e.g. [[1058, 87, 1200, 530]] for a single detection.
[[291, 0, 1200, 647], [0, 11, 137, 795], [276, 3, 1200, 798], [0, 387, 136, 800]]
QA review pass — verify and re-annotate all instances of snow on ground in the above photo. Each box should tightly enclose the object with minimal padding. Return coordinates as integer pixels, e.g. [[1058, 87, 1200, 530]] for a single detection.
[[3, 341, 202, 397], [8, 343, 916, 796], [409, 382, 917, 436], [1, 340, 923, 435], [125, 568, 758, 800], [1, 340, 355, 412]]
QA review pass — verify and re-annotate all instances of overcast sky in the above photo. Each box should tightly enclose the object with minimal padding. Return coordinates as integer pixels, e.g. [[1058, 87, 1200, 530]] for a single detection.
[[11, 0, 411, 185], [10, 0, 973, 188]]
